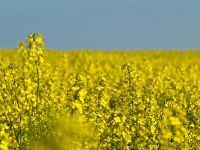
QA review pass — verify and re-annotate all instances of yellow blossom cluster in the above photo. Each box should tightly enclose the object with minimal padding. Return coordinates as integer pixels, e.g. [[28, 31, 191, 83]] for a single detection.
[[0, 33, 200, 149]]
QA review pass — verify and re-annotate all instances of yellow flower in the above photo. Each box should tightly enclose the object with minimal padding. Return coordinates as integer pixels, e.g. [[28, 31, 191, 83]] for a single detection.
[[114, 116, 121, 123]]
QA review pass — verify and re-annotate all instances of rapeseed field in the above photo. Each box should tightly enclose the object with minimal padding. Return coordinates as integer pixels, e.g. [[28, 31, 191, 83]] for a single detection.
[[0, 33, 200, 149]]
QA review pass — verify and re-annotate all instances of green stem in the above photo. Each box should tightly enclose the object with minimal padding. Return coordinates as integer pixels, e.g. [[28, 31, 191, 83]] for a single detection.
[[111, 125, 114, 149], [36, 61, 43, 141], [128, 71, 134, 116], [97, 120, 113, 150], [36, 61, 40, 112], [19, 125, 22, 150]]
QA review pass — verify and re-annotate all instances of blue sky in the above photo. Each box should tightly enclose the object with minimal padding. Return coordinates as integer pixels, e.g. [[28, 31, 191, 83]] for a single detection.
[[1, 1, 200, 50]]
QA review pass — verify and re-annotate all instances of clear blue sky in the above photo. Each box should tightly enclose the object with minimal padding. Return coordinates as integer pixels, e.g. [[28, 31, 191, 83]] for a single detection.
[[1, 1, 200, 50]]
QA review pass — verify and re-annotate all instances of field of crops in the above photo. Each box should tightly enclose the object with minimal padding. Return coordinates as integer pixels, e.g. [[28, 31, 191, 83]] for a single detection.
[[1, 33, 200, 150]]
